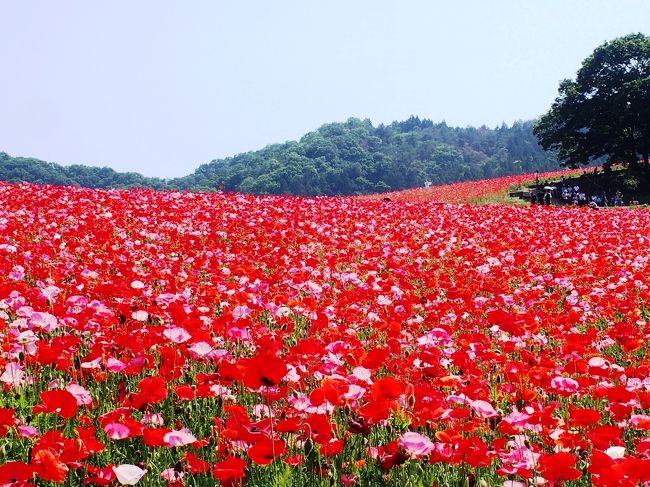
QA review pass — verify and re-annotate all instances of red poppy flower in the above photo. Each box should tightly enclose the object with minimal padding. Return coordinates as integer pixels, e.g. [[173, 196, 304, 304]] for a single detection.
[[183, 452, 210, 474], [0, 461, 34, 484], [538, 452, 582, 482], [212, 456, 247, 481], [143, 427, 172, 447], [217, 361, 246, 383], [358, 400, 391, 424], [284, 455, 304, 466], [569, 407, 601, 428], [76, 427, 105, 455], [276, 417, 302, 433], [362, 348, 390, 369], [243, 354, 287, 390], [435, 429, 462, 444], [130, 376, 167, 410], [609, 402, 633, 422], [85, 465, 117, 485], [309, 385, 340, 406], [304, 414, 334, 444], [320, 439, 345, 456], [457, 437, 491, 468], [175, 384, 195, 400], [32, 390, 78, 419], [586, 425, 623, 450], [0, 408, 17, 437], [33, 449, 69, 483], [247, 437, 286, 465], [379, 441, 409, 471], [370, 377, 403, 402], [588, 449, 616, 476]]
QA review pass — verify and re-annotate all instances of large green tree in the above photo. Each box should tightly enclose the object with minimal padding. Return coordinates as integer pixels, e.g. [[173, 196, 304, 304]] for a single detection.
[[534, 33, 650, 168]]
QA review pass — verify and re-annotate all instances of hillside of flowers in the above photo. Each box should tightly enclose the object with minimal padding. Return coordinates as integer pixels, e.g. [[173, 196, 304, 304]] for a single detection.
[[363, 169, 584, 203], [1, 178, 650, 486]]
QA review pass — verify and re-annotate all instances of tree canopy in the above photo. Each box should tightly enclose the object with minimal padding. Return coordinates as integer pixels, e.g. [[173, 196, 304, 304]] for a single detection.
[[534, 33, 650, 169], [0, 153, 168, 190], [174, 118, 560, 195], [2, 117, 561, 195]]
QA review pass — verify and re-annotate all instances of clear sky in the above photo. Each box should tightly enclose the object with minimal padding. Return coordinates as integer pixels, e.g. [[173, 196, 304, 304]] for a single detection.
[[1, 1, 649, 178]]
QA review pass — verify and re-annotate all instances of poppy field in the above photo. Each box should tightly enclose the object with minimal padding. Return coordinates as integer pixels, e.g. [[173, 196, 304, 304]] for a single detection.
[[1, 176, 650, 486], [362, 169, 584, 204]]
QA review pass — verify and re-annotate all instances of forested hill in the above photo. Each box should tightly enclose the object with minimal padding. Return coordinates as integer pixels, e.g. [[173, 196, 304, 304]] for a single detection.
[[0, 152, 168, 190], [1, 117, 560, 195], [174, 118, 559, 194]]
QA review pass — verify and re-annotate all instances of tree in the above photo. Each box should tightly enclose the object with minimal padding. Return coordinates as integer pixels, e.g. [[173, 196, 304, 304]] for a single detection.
[[534, 33, 650, 168]]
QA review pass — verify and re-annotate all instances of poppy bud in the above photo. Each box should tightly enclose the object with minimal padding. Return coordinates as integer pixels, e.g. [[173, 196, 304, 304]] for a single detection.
[[304, 438, 314, 457]]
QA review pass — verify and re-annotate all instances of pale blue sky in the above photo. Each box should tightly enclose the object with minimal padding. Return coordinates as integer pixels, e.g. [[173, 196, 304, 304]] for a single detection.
[[1, 1, 648, 177]]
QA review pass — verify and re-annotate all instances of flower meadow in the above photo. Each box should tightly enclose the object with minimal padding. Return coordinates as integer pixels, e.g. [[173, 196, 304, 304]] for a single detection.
[[363, 169, 584, 203], [1, 177, 650, 486]]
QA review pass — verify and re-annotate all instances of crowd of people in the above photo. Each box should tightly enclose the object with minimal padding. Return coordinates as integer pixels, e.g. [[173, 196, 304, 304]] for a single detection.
[[531, 177, 625, 207]]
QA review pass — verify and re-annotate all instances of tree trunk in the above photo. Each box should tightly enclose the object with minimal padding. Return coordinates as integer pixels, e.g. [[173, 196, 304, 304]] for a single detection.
[[628, 124, 638, 169]]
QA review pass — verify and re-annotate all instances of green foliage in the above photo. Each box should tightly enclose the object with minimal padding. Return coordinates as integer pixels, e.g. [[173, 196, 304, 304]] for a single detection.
[[2, 116, 561, 195], [0, 152, 169, 190], [175, 117, 560, 195], [534, 33, 650, 168], [623, 174, 641, 191]]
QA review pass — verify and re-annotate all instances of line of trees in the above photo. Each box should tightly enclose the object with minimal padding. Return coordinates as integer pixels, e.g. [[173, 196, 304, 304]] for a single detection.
[[1, 118, 561, 195], [0, 153, 168, 190]]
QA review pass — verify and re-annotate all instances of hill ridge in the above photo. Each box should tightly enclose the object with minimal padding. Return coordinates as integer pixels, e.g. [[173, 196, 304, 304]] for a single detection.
[[1, 116, 560, 195]]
